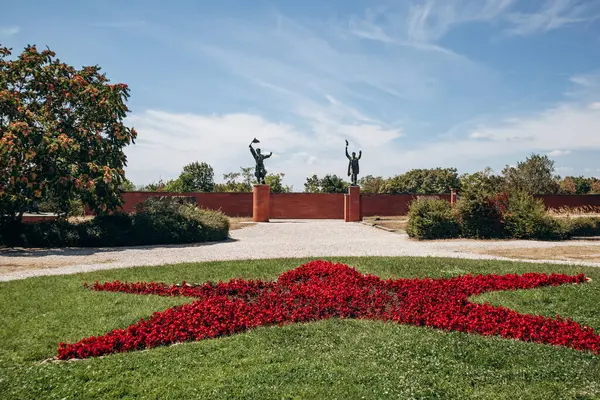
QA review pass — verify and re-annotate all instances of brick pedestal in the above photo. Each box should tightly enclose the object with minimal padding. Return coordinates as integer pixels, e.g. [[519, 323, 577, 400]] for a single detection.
[[344, 194, 350, 222], [347, 185, 361, 222], [253, 185, 270, 222]]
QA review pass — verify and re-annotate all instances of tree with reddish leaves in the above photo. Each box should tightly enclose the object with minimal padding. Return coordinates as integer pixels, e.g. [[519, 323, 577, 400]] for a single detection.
[[0, 45, 137, 224]]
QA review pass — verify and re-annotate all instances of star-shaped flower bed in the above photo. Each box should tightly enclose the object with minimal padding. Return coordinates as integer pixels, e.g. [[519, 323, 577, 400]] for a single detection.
[[58, 260, 599, 359]]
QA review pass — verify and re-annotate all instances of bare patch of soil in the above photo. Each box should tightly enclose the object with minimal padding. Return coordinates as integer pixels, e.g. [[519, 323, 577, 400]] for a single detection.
[[477, 245, 600, 263], [0, 258, 116, 273], [229, 217, 256, 231], [364, 216, 408, 232]]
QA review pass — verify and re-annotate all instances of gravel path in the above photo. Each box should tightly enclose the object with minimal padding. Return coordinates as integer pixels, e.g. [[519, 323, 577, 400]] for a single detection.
[[2, 219, 600, 281]]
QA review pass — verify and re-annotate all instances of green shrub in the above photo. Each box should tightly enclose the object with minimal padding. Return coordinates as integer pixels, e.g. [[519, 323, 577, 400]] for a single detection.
[[36, 197, 85, 217], [503, 192, 565, 240], [178, 204, 229, 241], [134, 196, 196, 213], [80, 213, 133, 247], [561, 217, 600, 237], [406, 198, 460, 240], [129, 199, 227, 245], [132, 209, 198, 245], [18, 220, 80, 247], [456, 192, 506, 239], [0, 202, 229, 248]]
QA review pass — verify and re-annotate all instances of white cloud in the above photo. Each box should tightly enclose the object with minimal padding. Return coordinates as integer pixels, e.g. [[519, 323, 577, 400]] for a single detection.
[[469, 131, 495, 140], [406, 0, 515, 43], [126, 110, 303, 182], [461, 103, 600, 152], [556, 166, 574, 173], [125, 99, 600, 188], [0, 26, 20, 38], [505, 0, 600, 36], [118, 4, 600, 188], [348, 16, 395, 44], [125, 107, 403, 188], [547, 150, 572, 157], [567, 72, 600, 100], [347, 0, 599, 51], [91, 21, 147, 29]]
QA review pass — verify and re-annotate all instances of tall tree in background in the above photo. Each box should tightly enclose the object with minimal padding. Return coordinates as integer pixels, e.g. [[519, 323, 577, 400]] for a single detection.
[[320, 174, 349, 193], [118, 177, 137, 192], [502, 154, 559, 195], [459, 167, 505, 196], [304, 175, 321, 193], [559, 177, 577, 194], [571, 176, 598, 194], [265, 173, 292, 193], [558, 176, 600, 194], [382, 168, 459, 194], [178, 161, 214, 192], [359, 175, 385, 194], [148, 162, 215, 193], [213, 167, 291, 192], [213, 167, 254, 192], [591, 180, 600, 195], [303, 174, 349, 193], [0, 45, 136, 223]]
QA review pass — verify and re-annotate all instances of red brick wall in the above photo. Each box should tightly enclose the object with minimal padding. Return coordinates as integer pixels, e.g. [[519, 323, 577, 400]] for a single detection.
[[538, 195, 600, 210], [114, 192, 253, 217], [22, 215, 58, 224], [270, 193, 345, 219], [361, 194, 452, 217], [86, 192, 600, 220]]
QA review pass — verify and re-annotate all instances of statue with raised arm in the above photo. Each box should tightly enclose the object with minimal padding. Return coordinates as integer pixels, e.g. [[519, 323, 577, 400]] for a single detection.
[[345, 139, 362, 186], [249, 138, 272, 184]]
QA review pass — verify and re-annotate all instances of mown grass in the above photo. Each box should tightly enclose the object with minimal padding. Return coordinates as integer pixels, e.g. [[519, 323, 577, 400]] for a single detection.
[[1, 257, 600, 399]]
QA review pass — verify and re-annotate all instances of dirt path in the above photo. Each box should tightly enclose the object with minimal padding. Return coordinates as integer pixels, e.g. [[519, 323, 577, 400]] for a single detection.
[[2, 219, 600, 281]]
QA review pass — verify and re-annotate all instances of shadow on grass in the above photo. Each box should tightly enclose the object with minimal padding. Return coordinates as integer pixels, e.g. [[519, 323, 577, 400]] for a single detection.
[[0, 237, 238, 258]]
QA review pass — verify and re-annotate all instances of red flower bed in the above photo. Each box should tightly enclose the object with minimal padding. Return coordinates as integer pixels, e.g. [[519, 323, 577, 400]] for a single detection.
[[57, 261, 598, 359]]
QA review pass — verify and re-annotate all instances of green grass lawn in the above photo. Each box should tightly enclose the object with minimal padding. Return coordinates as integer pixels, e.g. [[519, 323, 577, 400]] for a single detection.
[[1, 257, 600, 399]]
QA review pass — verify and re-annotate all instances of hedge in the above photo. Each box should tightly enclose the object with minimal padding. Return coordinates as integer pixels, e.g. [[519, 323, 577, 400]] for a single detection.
[[0, 200, 229, 248], [406, 198, 460, 240], [407, 194, 600, 241]]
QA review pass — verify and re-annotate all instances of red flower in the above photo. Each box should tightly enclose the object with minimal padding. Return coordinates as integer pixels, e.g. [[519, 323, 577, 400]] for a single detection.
[[57, 261, 596, 360]]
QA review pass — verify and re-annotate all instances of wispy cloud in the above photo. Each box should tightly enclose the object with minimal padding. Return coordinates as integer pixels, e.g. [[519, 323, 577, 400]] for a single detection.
[[505, 0, 600, 36], [567, 71, 600, 100], [126, 107, 402, 187], [127, 96, 600, 187], [406, 0, 515, 43], [0, 26, 20, 38], [347, 0, 598, 51], [556, 166, 574, 173], [91, 21, 147, 29], [118, 2, 600, 186], [547, 149, 572, 157], [348, 13, 463, 58]]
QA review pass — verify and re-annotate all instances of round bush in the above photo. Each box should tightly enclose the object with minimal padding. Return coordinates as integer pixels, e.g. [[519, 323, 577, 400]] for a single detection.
[[456, 193, 506, 239], [406, 198, 460, 240], [503, 192, 565, 240], [560, 217, 600, 238]]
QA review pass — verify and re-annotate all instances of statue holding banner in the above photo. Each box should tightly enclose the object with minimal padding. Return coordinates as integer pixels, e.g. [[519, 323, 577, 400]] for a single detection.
[[345, 139, 361, 186], [249, 138, 272, 184]]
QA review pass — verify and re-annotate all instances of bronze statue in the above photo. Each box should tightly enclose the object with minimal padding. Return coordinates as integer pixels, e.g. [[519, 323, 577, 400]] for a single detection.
[[345, 139, 361, 186], [249, 138, 272, 184]]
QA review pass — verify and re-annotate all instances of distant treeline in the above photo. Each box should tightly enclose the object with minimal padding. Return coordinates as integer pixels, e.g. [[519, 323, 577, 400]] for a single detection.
[[135, 154, 599, 195]]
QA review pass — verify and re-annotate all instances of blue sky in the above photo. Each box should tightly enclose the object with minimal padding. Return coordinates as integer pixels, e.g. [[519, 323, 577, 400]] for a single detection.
[[2, 0, 600, 190]]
